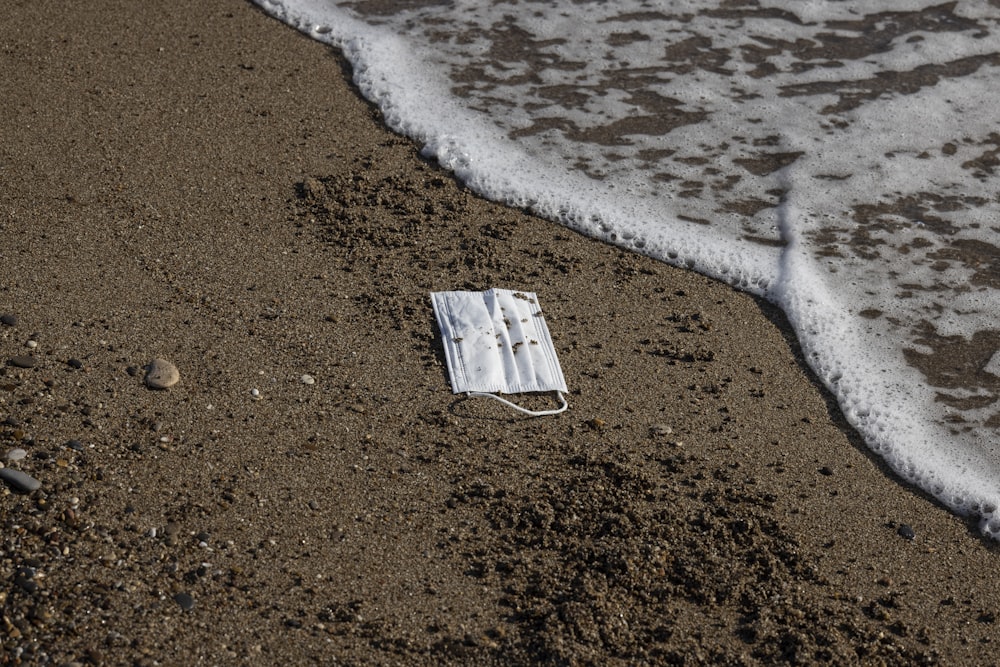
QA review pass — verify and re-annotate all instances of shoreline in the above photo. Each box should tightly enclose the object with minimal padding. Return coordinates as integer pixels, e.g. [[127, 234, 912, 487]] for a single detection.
[[1, 1, 998, 664]]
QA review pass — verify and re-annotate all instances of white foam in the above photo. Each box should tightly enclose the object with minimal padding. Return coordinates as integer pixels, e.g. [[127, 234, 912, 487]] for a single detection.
[[254, 0, 1000, 536]]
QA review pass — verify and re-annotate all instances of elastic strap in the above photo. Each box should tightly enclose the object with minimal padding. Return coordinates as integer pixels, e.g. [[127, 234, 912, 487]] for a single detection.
[[465, 390, 568, 417]]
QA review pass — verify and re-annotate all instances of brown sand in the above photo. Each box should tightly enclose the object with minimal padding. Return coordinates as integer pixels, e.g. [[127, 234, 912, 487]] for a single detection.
[[1, 1, 998, 665]]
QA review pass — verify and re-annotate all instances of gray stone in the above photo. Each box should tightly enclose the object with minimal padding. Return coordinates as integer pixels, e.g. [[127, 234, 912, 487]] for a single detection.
[[649, 423, 673, 437], [0, 314, 17, 327], [145, 359, 180, 389], [8, 356, 35, 369], [0, 468, 41, 493], [6, 448, 27, 462], [173, 592, 195, 611]]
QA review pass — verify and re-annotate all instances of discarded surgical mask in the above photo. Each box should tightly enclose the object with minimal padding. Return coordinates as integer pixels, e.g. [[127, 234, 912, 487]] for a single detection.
[[431, 289, 568, 416]]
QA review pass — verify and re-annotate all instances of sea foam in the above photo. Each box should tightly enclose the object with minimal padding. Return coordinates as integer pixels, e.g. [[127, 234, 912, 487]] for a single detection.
[[254, 0, 1000, 537]]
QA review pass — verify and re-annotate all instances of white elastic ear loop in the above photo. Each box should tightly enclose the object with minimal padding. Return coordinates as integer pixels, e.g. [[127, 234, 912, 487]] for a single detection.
[[465, 391, 568, 417]]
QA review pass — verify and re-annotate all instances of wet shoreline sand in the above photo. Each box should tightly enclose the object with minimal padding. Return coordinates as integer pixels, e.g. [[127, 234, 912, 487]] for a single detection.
[[0, 1, 998, 664]]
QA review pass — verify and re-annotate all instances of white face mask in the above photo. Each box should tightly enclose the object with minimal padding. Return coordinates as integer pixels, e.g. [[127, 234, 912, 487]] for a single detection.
[[431, 288, 568, 416]]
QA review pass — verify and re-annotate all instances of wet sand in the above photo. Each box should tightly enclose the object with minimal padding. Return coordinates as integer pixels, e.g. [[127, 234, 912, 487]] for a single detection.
[[1, 1, 998, 664]]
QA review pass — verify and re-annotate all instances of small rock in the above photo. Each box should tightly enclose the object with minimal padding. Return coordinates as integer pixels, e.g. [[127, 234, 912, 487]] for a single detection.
[[300, 374, 315, 385], [67, 358, 84, 369], [8, 356, 36, 369], [6, 448, 27, 462], [649, 423, 673, 437], [897, 524, 916, 540], [13, 575, 37, 594], [65, 439, 85, 452], [25, 340, 37, 349], [0, 314, 17, 327], [250, 388, 261, 399], [145, 359, 180, 389], [0, 468, 42, 493], [173, 592, 195, 611]]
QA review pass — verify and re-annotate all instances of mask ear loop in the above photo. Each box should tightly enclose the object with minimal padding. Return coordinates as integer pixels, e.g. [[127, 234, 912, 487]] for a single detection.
[[465, 391, 567, 417]]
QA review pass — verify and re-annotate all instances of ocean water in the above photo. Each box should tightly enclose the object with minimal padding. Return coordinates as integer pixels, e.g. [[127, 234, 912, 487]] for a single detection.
[[254, 0, 1000, 537]]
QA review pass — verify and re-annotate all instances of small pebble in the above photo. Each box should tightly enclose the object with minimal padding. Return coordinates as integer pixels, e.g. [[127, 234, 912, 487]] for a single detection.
[[250, 388, 261, 399], [898, 524, 916, 540], [25, 340, 37, 349], [65, 439, 85, 451], [0, 314, 17, 327], [173, 592, 195, 611], [67, 358, 83, 369], [6, 448, 27, 462], [0, 468, 42, 493], [649, 423, 673, 437], [9, 356, 35, 369], [13, 575, 37, 594], [145, 359, 180, 389], [300, 374, 315, 385]]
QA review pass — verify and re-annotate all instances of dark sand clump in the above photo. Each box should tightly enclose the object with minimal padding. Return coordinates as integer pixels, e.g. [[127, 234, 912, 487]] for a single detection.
[[1, 1, 999, 665]]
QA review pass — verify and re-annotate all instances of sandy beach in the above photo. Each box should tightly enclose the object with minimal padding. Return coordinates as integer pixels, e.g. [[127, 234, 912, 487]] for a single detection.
[[1, 1, 999, 664]]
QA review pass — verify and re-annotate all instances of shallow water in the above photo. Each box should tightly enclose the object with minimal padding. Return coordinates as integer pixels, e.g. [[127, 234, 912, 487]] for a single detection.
[[255, 0, 1000, 536]]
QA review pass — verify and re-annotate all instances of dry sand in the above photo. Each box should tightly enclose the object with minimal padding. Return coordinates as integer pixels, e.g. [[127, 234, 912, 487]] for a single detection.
[[1, 1, 999, 665]]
